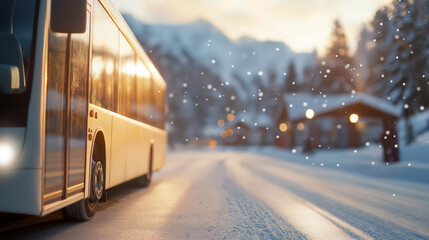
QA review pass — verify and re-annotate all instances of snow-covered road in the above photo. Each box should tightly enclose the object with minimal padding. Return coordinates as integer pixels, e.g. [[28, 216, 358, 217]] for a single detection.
[[1, 148, 428, 239]]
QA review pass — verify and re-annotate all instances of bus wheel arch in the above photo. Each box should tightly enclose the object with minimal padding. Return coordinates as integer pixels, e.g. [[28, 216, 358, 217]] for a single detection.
[[91, 131, 107, 203]]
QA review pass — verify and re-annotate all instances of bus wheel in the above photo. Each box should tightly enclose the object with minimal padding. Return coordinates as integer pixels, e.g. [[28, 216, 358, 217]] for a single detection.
[[62, 156, 104, 221], [138, 150, 153, 187]]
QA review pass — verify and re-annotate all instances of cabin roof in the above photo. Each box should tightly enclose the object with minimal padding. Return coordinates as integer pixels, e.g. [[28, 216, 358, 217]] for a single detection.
[[283, 93, 401, 122]]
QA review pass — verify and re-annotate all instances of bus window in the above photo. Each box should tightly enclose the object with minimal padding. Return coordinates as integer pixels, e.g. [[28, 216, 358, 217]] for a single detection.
[[119, 34, 136, 118], [135, 59, 151, 124], [45, 30, 67, 198], [68, 15, 90, 188], [91, 3, 118, 111], [0, 0, 39, 127], [153, 82, 165, 128]]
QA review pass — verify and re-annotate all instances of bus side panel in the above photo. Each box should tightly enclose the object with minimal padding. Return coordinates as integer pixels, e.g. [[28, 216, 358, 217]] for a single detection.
[[152, 130, 167, 172], [124, 121, 149, 181], [107, 111, 165, 188], [109, 116, 127, 187]]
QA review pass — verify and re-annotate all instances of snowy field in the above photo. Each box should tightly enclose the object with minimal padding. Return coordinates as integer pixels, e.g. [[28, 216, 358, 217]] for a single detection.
[[251, 131, 429, 185]]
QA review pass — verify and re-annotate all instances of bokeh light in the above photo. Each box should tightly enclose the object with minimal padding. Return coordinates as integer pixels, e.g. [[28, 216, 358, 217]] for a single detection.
[[349, 113, 359, 123]]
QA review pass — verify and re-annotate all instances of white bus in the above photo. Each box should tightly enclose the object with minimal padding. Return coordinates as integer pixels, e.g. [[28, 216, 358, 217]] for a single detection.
[[0, 0, 167, 220]]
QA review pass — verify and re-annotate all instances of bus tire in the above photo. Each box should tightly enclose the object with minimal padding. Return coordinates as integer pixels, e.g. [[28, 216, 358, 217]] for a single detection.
[[138, 148, 153, 188], [62, 198, 96, 221], [63, 143, 105, 221]]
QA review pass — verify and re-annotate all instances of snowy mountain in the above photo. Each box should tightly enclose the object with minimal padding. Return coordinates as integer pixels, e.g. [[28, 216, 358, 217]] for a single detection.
[[124, 14, 316, 143], [125, 15, 315, 88]]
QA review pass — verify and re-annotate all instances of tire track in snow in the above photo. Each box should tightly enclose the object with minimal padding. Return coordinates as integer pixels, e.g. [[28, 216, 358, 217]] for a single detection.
[[220, 161, 307, 240], [225, 157, 372, 240], [241, 155, 429, 240]]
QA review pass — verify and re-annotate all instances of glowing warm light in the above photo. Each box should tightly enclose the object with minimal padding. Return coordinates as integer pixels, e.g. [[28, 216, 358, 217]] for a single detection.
[[105, 59, 115, 75], [297, 122, 305, 131], [221, 131, 228, 138], [217, 119, 225, 127], [349, 113, 359, 123], [305, 109, 315, 119], [279, 123, 288, 132], [227, 113, 235, 122], [136, 61, 151, 78], [92, 57, 104, 79], [227, 128, 234, 136], [122, 60, 136, 76], [208, 140, 217, 148], [0, 143, 15, 167]]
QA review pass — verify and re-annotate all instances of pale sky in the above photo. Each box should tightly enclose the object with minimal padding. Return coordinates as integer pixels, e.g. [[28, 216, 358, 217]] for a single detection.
[[112, 0, 391, 53]]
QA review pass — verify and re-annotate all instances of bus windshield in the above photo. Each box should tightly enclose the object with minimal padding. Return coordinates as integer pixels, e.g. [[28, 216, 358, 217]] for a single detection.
[[0, 0, 39, 127]]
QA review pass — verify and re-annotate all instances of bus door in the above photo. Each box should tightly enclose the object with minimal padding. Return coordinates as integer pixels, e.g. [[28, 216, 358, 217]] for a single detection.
[[44, 11, 91, 205]]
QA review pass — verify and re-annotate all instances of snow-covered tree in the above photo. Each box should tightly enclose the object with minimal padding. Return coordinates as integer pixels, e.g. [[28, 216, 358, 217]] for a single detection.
[[313, 20, 355, 93], [361, 0, 429, 111], [357, 0, 429, 143], [285, 62, 297, 93]]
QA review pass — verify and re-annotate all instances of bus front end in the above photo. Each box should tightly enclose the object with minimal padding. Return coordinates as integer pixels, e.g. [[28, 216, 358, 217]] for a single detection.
[[0, 0, 47, 215]]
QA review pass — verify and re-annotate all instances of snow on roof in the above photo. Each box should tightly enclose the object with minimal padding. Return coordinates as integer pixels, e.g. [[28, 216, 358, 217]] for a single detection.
[[284, 93, 401, 122], [229, 111, 273, 129]]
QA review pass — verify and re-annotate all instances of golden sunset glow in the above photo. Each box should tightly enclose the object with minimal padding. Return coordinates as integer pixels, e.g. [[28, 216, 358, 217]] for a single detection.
[[114, 0, 391, 53]]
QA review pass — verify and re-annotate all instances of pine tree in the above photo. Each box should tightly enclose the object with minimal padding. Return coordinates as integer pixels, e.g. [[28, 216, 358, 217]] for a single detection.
[[285, 62, 297, 93], [365, 7, 395, 96], [388, 0, 429, 109], [315, 20, 355, 93], [357, 0, 429, 143]]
